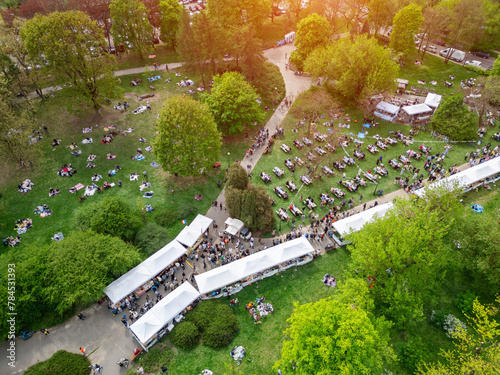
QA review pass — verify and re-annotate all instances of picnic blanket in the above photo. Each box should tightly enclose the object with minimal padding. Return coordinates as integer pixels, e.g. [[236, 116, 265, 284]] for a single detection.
[[135, 155, 145, 161], [471, 204, 484, 213], [142, 191, 154, 198], [69, 183, 84, 193], [51, 232, 64, 242], [83, 127, 92, 133], [130, 173, 139, 181], [84, 185, 98, 196], [34, 205, 52, 218]]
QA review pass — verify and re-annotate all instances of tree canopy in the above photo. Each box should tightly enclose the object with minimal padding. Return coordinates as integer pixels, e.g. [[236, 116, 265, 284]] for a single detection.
[[159, 0, 183, 47], [389, 3, 423, 57], [110, 0, 153, 58], [291, 13, 331, 69], [274, 298, 395, 375], [305, 34, 398, 103], [429, 95, 477, 141], [204, 71, 263, 135], [153, 94, 222, 176], [20, 11, 120, 112]]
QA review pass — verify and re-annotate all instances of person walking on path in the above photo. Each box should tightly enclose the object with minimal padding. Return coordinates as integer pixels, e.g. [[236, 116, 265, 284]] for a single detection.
[[121, 315, 129, 328], [80, 347, 86, 356], [77, 313, 86, 320], [359, 194, 363, 202], [40, 328, 50, 335]]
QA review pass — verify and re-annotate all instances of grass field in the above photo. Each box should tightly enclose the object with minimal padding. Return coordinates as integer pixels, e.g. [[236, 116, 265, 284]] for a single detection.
[[0, 65, 284, 254], [113, 44, 182, 71], [250, 91, 499, 231]]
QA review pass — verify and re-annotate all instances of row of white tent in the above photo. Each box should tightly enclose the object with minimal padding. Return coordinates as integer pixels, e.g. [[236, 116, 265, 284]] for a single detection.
[[374, 93, 442, 122], [105, 214, 213, 304], [129, 236, 315, 348], [415, 156, 500, 197]]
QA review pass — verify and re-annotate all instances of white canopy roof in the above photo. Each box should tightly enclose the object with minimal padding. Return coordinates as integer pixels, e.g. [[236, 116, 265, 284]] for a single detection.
[[224, 217, 245, 236], [175, 226, 200, 248], [415, 157, 500, 197], [375, 101, 400, 115], [189, 214, 213, 235], [105, 240, 187, 304], [332, 203, 394, 236], [401, 103, 432, 115], [424, 93, 442, 108], [130, 282, 200, 344], [195, 237, 314, 295]]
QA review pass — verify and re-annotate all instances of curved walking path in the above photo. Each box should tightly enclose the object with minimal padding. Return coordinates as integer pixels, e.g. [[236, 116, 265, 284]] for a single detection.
[[1, 45, 479, 375]]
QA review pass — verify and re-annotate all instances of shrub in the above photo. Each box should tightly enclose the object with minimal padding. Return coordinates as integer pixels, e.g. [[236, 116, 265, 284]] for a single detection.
[[24, 350, 90, 375], [400, 337, 428, 373], [184, 300, 239, 349], [465, 65, 490, 76], [135, 346, 174, 373], [156, 206, 197, 228], [443, 314, 467, 338], [136, 222, 170, 256], [455, 291, 476, 316], [247, 62, 286, 103], [430, 309, 448, 328], [170, 321, 200, 350], [75, 196, 142, 241]]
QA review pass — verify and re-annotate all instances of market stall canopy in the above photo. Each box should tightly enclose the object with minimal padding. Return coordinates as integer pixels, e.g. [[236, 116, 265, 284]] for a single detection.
[[195, 236, 314, 295], [401, 103, 432, 116], [376, 101, 400, 115], [424, 93, 442, 108], [130, 282, 200, 345], [105, 240, 187, 304], [189, 214, 213, 235], [415, 157, 500, 197], [224, 217, 245, 236], [175, 226, 201, 248], [332, 203, 394, 236]]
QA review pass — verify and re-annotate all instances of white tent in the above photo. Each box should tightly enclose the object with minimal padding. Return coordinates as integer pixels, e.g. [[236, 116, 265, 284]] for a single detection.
[[195, 237, 314, 295], [189, 214, 213, 235], [175, 226, 201, 248], [285, 31, 295, 43], [224, 217, 245, 236], [130, 282, 200, 345], [415, 157, 500, 197], [401, 103, 432, 116], [105, 240, 187, 304], [424, 93, 442, 109], [374, 101, 400, 121], [332, 203, 394, 236]]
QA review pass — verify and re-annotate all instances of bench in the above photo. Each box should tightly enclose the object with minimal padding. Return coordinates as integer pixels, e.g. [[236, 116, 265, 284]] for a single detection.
[[129, 347, 144, 363]]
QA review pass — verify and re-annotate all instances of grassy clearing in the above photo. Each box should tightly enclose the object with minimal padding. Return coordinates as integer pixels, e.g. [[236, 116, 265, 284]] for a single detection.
[[251, 89, 499, 231], [399, 53, 480, 96], [113, 44, 182, 71], [260, 15, 296, 49]]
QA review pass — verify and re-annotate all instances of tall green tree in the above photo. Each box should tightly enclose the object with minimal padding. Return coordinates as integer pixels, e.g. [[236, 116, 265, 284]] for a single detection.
[[389, 3, 423, 57], [110, 0, 153, 58], [207, 0, 271, 32], [20, 11, 120, 113], [204, 71, 264, 135], [227, 162, 249, 190], [366, 0, 395, 36], [153, 94, 222, 176], [348, 196, 461, 335], [429, 95, 477, 141], [305, 34, 398, 103], [291, 13, 331, 69], [159, 0, 183, 47], [273, 298, 395, 375]]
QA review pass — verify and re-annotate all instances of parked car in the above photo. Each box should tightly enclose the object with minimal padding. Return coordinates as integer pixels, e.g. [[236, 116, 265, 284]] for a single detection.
[[465, 60, 482, 67], [425, 45, 437, 53], [417, 33, 428, 39], [240, 226, 252, 241], [472, 51, 490, 59], [432, 38, 446, 46], [439, 48, 465, 62]]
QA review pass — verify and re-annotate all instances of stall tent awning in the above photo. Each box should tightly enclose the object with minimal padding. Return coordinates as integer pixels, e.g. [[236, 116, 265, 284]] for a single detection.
[[105, 240, 187, 304], [189, 214, 213, 235], [424, 93, 442, 108], [415, 157, 500, 197], [401, 104, 432, 115], [130, 282, 200, 345], [195, 236, 314, 295], [175, 226, 201, 248], [332, 203, 394, 236], [375, 101, 400, 115], [224, 217, 245, 236]]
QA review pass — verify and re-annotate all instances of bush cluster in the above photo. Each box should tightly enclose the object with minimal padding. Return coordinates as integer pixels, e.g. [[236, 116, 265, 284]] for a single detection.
[[170, 321, 200, 350], [183, 300, 240, 349], [24, 350, 90, 375], [135, 222, 170, 256], [155, 206, 197, 228]]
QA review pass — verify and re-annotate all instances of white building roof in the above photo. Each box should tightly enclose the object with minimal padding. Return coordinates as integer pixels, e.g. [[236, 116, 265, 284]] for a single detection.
[[189, 214, 213, 235], [375, 101, 400, 115], [194, 237, 314, 295], [130, 282, 200, 344]]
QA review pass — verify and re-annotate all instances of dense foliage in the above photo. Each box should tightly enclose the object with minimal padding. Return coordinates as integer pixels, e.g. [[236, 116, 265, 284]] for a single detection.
[[153, 94, 222, 176], [170, 321, 200, 350], [429, 95, 478, 141], [24, 350, 91, 375], [135, 222, 171, 256], [75, 196, 142, 242]]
